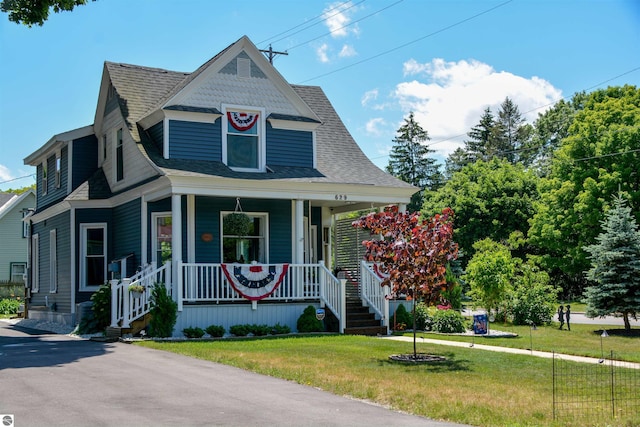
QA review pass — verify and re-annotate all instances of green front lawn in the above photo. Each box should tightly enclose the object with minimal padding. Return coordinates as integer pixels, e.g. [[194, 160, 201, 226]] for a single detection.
[[137, 334, 639, 427], [404, 322, 640, 363]]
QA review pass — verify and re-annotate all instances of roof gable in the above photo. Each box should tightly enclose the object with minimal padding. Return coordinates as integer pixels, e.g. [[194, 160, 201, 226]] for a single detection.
[[0, 190, 35, 221]]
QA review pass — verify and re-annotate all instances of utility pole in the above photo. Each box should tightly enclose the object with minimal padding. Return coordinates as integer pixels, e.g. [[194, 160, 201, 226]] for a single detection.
[[259, 45, 288, 64]]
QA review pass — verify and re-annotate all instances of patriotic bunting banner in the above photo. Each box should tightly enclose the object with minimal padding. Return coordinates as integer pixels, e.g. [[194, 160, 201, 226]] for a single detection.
[[373, 263, 390, 280], [227, 111, 259, 131], [221, 263, 289, 301]]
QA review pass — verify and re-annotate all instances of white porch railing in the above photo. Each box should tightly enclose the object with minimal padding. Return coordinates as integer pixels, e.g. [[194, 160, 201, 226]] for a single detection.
[[177, 262, 345, 332], [360, 261, 390, 334], [110, 262, 171, 328]]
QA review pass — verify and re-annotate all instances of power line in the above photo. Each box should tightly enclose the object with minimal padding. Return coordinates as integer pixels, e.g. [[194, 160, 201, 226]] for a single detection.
[[258, 0, 366, 48], [297, 0, 514, 84], [286, 0, 405, 52], [0, 173, 36, 186]]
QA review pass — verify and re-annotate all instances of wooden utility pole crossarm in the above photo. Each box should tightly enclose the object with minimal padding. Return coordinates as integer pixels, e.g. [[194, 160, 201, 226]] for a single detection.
[[260, 45, 288, 64]]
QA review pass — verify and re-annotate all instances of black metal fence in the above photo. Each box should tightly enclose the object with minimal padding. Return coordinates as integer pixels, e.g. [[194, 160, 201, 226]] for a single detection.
[[553, 351, 640, 425]]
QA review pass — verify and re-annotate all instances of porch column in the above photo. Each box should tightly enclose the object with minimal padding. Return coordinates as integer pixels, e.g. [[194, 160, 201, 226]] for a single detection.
[[294, 199, 304, 263], [171, 194, 182, 297]]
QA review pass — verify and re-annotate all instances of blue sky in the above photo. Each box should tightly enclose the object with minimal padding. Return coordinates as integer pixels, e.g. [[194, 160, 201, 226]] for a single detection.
[[1, 0, 639, 191]]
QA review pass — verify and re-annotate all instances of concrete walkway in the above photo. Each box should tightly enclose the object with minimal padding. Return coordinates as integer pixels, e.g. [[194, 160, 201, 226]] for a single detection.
[[381, 335, 640, 370]]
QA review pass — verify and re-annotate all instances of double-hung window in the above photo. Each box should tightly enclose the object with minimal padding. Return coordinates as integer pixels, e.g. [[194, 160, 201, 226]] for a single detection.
[[223, 106, 265, 171], [42, 160, 48, 195], [80, 223, 107, 290], [49, 229, 57, 292], [222, 212, 268, 263], [32, 234, 39, 292], [55, 155, 61, 189]]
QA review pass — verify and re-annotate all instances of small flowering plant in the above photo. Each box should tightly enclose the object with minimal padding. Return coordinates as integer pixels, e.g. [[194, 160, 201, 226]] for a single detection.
[[128, 283, 145, 294]]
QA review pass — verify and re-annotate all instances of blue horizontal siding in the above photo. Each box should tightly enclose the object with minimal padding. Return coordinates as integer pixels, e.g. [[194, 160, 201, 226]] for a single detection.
[[266, 123, 313, 167], [113, 199, 141, 277], [71, 135, 98, 190], [147, 121, 163, 153], [169, 119, 221, 161]]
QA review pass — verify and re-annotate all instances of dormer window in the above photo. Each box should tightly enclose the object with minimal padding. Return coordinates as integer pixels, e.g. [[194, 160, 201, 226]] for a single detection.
[[55, 154, 61, 188], [42, 160, 48, 195], [223, 106, 265, 172]]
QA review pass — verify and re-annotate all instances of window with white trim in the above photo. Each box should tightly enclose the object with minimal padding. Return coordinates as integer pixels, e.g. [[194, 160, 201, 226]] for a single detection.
[[55, 154, 61, 188], [223, 107, 264, 171], [42, 160, 48, 195], [22, 210, 29, 238], [32, 234, 39, 292], [116, 128, 124, 181], [221, 212, 268, 263], [80, 223, 107, 290], [10, 262, 26, 284], [49, 229, 57, 293]]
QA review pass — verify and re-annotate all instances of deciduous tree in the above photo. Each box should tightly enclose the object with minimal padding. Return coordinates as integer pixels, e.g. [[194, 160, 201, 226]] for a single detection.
[[353, 205, 458, 356], [1, 0, 92, 26]]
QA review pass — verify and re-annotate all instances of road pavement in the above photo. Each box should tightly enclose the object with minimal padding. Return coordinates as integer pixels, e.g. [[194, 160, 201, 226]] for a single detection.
[[0, 321, 466, 427]]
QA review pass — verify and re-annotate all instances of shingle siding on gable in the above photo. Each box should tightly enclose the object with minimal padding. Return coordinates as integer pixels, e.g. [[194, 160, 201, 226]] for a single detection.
[[113, 199, 142, 277], [168, 120, 221, 161], [266, 124, 313, 167], [219, 52, 267, 79], [72, 135, 98, 190]]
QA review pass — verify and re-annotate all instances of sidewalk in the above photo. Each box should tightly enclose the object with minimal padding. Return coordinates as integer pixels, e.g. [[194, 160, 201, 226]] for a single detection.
[[381, 335, 640, 370]]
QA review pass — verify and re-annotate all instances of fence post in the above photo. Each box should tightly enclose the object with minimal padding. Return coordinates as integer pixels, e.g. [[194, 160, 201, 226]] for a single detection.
[[121, 278, 131, 328], [610, 350, 615, 418]]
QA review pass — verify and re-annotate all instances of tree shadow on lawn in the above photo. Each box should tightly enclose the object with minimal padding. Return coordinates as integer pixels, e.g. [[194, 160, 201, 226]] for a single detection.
[[594, 328, 640, 338], [378, 351, 471, 372]]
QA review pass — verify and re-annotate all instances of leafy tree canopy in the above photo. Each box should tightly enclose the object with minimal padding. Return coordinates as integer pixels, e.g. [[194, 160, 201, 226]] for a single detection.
[[583, 194, 640, 330], [423, 158, 539, 264], [1, 0, 92, 26], [528, 85, 640, 296]]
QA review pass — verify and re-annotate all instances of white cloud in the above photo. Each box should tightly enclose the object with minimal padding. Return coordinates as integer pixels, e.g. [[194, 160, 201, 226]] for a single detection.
[[365, 117, 386, 137], [361, 89, 378, 107], [323, 1, 360, 38], [0, 164, 13, 182], [393, 58, 563, 156], [339, 44, 357, 58], [316, 43, 330, 63]]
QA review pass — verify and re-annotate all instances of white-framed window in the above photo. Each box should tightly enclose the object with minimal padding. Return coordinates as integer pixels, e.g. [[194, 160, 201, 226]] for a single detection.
[[32, 233, 39, 293], [116, 128, 124, 181], [49, 229, 57, 293], [21, 210, 29, 238], [10, 262, 26, 284], [42, 160, 48, 195], [222, 105, 265, 172], [221, 212, 268, 263], [80, 223, 107, 290], [151, 212, 172, 267], [55, 154, 61, 188]]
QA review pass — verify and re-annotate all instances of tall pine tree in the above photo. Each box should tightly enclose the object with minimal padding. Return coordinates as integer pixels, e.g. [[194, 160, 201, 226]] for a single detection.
[[386, 112, 442, 211], [583, 194, 640, 330], [464, 107, 496, 161]]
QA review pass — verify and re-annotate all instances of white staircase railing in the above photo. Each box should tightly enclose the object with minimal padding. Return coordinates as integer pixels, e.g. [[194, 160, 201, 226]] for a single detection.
[[110, 262, 171, 329], [360, 261, 390, 334]]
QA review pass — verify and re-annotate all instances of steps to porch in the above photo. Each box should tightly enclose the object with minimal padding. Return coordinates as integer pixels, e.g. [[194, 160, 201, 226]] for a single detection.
[[343, 278, 387, 336]]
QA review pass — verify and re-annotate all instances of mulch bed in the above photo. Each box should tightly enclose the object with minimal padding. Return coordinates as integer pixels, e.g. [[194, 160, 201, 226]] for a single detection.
[[388, 353, 447, 364]]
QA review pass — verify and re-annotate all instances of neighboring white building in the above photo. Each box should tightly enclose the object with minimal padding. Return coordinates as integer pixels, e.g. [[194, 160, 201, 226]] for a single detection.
[[0, 190, 35, 283]]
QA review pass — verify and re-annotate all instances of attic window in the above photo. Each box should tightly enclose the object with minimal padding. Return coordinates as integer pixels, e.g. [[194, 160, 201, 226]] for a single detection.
[[222, 106, 265, 172], [237, 58, 251, 78]]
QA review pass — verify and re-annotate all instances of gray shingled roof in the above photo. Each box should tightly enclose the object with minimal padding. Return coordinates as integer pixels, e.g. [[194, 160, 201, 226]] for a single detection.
[[106, 51, 414, 189], [0, 193, 15, 208]]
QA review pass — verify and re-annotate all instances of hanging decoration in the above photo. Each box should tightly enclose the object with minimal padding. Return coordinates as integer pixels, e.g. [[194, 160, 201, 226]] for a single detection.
[[221, 263, 289, 301], [227, 111, 259, 131], [373, 263, 390, 280], [224, 198, 252, 236]]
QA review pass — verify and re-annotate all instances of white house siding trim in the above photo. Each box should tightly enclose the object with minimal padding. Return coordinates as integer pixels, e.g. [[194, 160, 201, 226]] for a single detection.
[[70, 207, 76, 314], [187, 195, 195, 263], [49, 229, 57, 293], [31, 233, 39, 293], [171, 194, 182, 295]]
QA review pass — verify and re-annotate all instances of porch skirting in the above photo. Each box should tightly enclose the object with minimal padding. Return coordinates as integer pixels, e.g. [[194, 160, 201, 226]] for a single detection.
[[173, 302, 320, 338], [28, 307, 75, 326]]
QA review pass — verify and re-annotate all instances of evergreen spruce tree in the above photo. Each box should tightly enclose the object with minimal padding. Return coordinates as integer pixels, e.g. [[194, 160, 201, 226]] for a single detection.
[[494, 97, 529, 163], [464, 107, 496, 162], [583, 194, 640, 330], [386, 112, 441, 211]]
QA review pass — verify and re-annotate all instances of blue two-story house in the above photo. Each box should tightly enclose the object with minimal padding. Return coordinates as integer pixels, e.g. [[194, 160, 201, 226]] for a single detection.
[[23, 36, 416, 336]]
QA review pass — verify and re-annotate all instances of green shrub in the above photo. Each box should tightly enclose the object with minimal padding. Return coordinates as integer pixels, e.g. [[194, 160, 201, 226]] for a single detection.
[[250, 324, 271, 336], [183, 326, 205, 338], [414, 302, 436, 330], [296, 305, 324, 332], [78, 282, 111, 334], [391, 304, 412, 330], [509, 262, 557, 326], [148, 282, 177, 338], [271, 323, 291, 335], [230, 324, 251, 336], [431, 309, 466, 333], [205, 324, 225, 338], [0, 298, 21, 315]]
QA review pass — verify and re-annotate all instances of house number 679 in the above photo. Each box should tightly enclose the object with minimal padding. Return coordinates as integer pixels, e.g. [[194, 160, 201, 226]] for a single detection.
[[335, 194, 348, 200]]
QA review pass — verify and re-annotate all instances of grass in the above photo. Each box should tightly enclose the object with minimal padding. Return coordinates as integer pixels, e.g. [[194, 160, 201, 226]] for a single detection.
[[137, 334, 640, 427], [405, 322, 640, 363]]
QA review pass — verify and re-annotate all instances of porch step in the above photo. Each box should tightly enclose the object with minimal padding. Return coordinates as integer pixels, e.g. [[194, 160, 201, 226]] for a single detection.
[[344, 290, 387, 336], [344, 325, 388, 336], [105, 327, 122, 339], [122, 313, 152, 337]]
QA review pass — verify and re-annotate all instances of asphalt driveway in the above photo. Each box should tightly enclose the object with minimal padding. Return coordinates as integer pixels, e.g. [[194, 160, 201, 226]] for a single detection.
[[0, 322, 466, 427]]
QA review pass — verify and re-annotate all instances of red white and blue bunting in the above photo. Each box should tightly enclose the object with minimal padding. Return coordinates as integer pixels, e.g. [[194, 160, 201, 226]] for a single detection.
[[227, 111, 259, 131], [373, 263, 390, 280], [221, 263, 289, 301]]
